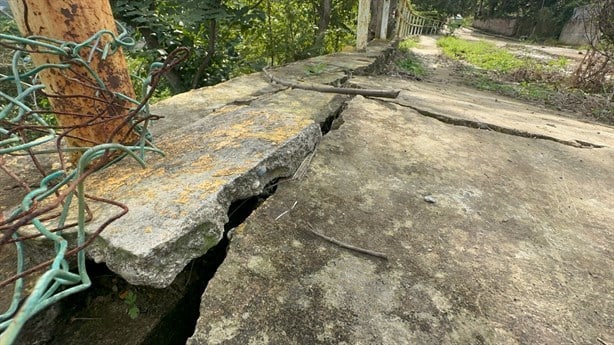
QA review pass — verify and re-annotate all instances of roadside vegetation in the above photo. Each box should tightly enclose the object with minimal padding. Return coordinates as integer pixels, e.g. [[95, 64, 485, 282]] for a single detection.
[[437, 36, 613, 124], [392, 37, 428, 79]]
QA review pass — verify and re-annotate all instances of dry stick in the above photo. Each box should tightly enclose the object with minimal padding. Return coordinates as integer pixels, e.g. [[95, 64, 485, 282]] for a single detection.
[[262, 66, 400, 98], [597, 338, 610, 345], [275, 201, 298, 221], [305, 222, 388, 260]]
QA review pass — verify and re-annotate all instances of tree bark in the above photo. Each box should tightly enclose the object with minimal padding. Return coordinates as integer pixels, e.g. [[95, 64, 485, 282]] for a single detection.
[[191, 19, 217, 90], [357, 0, 370, 51], [7, 0, 139, 149], [313, 0, 332, 52]]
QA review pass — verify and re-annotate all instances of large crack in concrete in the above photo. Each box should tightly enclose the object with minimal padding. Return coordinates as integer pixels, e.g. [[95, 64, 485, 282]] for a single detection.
[[6, 41, 394, 345], [15, 93, 353, 345], [377, 97, 607, 149]]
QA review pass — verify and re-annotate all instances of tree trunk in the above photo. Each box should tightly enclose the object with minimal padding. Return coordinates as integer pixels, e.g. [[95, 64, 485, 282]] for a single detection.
[[191, 19, 217, 89], [7, 0, 138, 149], [357, 0, 371, 51], [313, 0, 332, 53], [379, 0, 391, 39]]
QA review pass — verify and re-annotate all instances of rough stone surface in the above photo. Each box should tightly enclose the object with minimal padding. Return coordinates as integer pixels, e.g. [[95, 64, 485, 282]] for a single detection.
[[348, 76, 614, 149], [85, 94, 323, 287], [76, 43, 390, 287], [188, 95, 613, 344]]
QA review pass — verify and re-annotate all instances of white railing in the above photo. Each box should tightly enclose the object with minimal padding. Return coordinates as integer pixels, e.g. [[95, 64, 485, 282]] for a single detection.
[[395, 0, 443, 38]]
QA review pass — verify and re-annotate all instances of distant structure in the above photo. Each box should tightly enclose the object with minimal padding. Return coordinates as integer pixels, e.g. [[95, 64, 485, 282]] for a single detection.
[[559, 5, 598, 45]]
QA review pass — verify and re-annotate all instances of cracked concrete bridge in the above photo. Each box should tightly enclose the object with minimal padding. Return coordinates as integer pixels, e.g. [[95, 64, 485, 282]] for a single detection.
[[5, 40, 614, 344]]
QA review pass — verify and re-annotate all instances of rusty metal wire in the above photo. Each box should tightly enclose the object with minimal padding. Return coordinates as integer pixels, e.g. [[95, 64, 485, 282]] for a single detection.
[[0, 21, 188, 344]]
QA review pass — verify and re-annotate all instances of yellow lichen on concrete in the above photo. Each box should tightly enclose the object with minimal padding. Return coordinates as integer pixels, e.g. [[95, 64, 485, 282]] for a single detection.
[[211, 138, 243, 151], [171, 178, 226, 206], [190, 155, 215, 171], [249, 121, 313, 144], [208, 109, 314, 147], [196, 178, 226, 195], [233, 223, 247, 236], [212, 166, 249, 177], [173, 185, 195, 205]]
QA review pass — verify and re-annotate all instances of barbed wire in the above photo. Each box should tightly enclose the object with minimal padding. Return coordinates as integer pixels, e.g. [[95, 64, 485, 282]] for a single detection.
[[0, 20, 188, 344]]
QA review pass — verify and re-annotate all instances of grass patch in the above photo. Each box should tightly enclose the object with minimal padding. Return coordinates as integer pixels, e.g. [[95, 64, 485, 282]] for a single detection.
[[396, 55, 427, 78], [438, 36, 569, 83], [398, 36, 420, 52], [437, 36, 613, 124], [458, 65, 613, 124], [437, 36, 524, 72]]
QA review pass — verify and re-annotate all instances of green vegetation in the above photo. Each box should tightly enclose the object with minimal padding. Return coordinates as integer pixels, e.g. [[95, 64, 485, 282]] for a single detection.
[[396, 55, 427, 78], [395, 37, 426, 78], [437, 37, 524, 72], [438, 36, 570, 83], [437, 36, 612, 124], [111, 0, 358, 95], [120, 290, 140, 320], [398, 37, 420, 52]]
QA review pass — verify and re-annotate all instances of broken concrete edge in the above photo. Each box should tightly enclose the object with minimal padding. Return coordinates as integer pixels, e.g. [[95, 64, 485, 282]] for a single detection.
[[3, 40, 397, 290], [87, 124, 322, 288], [186, 95, 614, 345], [83, 41, 396, 287]]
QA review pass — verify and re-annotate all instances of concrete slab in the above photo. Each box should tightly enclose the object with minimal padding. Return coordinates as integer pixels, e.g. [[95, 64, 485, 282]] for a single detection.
[[348, 76, 614, 148], [84, 90, 326, 287], [1, 41, 393, 290], [188, 96, 614, 344], [150, 73, 284, 135]]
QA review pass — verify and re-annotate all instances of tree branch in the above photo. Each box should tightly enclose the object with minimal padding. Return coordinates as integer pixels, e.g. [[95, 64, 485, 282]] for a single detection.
[[262, 66, 400, 98]]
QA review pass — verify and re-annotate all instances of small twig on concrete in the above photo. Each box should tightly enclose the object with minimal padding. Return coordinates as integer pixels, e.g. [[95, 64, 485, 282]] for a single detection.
[[597, 337, 610, 345], [305, 222, 388, 260], [275, 201, 298, 221], [293, 150, 315, 180], [263, 66, 400, 98]]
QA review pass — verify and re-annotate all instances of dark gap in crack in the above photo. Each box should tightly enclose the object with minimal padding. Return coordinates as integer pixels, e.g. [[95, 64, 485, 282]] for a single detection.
[[320, 98, 350, 135], [378, 98, 605, 149], [15, 180, 283, 345], [143, 177, 283, 345]]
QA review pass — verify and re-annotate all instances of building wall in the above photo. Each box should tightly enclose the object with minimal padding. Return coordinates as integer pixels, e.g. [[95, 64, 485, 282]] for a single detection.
[[558, 5, 598, 46], [472, 18, 517, 37]]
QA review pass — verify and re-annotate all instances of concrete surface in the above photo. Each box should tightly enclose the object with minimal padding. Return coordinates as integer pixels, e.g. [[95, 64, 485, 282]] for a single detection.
[[77, 43, 391, 287], [349, 76, 614, 148], [188, 94, 613, 344], [3, 32, 613, 345]]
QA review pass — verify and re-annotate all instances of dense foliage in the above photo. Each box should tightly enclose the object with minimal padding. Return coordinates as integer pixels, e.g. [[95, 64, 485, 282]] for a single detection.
[[110, 0, 357, 94]]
